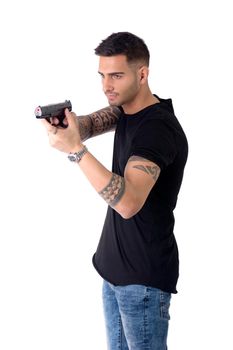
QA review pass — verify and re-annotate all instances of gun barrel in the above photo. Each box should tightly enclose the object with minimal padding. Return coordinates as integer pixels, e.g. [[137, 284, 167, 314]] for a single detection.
[[34, 100, 72, 119]]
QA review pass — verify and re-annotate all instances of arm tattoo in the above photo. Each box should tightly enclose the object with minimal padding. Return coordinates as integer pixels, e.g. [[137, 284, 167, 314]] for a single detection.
[[133, 165, 160, 182], [128, 156, 160, 182], [78, 115, 93, 141], [78, 106, 121, 141], [99, 173, 125, 207], [90, 106, 121, 136]]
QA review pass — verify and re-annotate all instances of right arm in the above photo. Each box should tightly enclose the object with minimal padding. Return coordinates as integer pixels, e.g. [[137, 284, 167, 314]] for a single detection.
[[45, 111, 160, 219], [78, 105, 121, 141]]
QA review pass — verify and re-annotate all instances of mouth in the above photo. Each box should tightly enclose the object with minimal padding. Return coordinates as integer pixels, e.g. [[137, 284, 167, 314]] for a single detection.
[[106, 92, 118, 101]]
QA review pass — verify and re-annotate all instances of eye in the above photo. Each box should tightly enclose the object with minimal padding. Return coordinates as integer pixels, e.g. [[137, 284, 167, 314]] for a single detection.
[[112, 74, 123, 80], [98, 72, 104, 79]]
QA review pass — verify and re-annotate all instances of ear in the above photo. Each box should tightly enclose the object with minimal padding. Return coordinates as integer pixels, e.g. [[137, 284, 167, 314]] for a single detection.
[[139, 66, 149, 84]]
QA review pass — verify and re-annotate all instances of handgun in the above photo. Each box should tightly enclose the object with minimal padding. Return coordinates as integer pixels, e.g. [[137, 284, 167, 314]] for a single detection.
[[34, 100, 72, 128]]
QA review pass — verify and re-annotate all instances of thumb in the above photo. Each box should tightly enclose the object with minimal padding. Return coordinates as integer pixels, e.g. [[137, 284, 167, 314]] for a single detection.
[[64, 108, 78, 128]]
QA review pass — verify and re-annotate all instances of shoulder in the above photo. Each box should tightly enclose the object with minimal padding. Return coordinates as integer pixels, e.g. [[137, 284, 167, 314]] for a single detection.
[[140, 103, 187, 140]]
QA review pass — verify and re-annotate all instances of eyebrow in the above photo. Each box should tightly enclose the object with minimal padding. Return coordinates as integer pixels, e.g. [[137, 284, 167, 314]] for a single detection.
[[98, 71, 125, 76]]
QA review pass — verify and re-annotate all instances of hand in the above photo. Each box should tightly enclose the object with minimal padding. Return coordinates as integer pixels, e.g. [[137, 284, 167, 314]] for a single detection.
[[41, 108, 83, 153], [47, 115, 68, 128]]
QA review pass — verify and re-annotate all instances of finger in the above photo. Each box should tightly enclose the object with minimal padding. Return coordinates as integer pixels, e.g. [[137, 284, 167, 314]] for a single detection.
[[41, 119, 58, 134], [64, 108, 78, 127], [50, 116, 60, 126], [61, 117, 68, 127]]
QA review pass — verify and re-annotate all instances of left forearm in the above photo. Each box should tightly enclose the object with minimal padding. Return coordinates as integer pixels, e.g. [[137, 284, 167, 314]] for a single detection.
[[76, 147, 113, 193], [78, 105, 121, 142], [75, 146, 134, 218]]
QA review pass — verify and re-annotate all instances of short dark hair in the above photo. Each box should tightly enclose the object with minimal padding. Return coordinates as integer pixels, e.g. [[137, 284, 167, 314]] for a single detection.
[[95, 32, 150, 66]]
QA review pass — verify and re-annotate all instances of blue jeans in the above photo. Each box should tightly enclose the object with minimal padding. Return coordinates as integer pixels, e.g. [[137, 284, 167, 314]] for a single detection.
[[102, 280, 171, 350]]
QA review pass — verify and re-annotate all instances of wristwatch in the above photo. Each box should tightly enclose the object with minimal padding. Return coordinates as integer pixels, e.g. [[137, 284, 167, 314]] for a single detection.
[[68, 145, 88, 163]]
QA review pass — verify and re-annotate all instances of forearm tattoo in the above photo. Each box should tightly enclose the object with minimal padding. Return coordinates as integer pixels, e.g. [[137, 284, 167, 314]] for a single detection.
[[78, 115, 93, 141], [90, 106, 121, 135], [99, 173, 125, 207], [128, 156, 160, 182], [78, 106, 121, 141]]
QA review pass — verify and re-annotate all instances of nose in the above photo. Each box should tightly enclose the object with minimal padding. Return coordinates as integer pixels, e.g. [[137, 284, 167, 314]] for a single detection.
[[102, 76, 114, 92]]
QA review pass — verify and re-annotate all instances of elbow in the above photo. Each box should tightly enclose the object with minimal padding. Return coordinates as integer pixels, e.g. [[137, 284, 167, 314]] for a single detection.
[[121, 212, 136, 220], [116, 202, 141, 220], [112, 188, 145, 219], [120, 211, 134, 220]]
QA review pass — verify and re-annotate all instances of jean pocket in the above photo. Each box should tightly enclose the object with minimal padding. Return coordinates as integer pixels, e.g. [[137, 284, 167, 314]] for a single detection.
[[159, 291, 171, 320]]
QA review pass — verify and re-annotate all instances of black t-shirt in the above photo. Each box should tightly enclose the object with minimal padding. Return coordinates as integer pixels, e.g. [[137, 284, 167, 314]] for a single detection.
[[92, 96, 188, 293]]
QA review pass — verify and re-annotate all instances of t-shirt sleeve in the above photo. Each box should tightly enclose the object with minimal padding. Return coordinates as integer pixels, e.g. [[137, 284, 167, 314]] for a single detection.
[[130, 119, 177, 170]]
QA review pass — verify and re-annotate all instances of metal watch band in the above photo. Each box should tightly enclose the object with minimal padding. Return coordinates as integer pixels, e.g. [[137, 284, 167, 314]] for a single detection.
[[68, 145, 88, 163]]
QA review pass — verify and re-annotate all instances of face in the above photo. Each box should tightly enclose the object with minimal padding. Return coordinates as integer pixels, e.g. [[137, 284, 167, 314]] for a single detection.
[[98, 55, 145, 107]]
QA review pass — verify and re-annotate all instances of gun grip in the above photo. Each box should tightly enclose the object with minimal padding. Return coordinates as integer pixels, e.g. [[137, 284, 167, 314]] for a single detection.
[[46, 116, 68, 128]]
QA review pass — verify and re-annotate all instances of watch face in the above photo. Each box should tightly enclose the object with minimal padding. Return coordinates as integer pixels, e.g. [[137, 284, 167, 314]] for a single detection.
[[68, 146, 87, 163], [68, 153, 78, 162]]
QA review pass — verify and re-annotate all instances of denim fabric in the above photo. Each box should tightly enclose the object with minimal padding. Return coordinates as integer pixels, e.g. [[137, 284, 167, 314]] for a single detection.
[[102, 280, 171, 350]]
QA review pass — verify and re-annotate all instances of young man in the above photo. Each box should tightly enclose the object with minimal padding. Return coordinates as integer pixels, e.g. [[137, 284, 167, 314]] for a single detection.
[[42, 32, 188, 349]]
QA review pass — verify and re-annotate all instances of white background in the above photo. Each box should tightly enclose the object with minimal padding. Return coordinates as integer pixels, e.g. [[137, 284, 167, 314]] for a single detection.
[[0, 0, 232, 349]]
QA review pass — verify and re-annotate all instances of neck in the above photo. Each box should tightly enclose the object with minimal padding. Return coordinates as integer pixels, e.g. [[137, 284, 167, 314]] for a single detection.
[[122, 88, 160, 115]]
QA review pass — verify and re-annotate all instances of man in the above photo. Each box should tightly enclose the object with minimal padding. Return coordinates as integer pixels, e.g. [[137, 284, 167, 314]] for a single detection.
[[42, 32, 188, 349]]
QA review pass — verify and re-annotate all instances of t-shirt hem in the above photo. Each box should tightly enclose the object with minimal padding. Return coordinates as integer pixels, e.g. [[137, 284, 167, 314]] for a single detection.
[[92, 254, 177, 294]]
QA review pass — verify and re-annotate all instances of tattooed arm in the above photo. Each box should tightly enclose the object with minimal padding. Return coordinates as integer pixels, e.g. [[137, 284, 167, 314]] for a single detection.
[[99, 156, 161, 218], [45, 110, 160, 219], [78, 105, 121, 141], [78, 152, 160, 219]]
